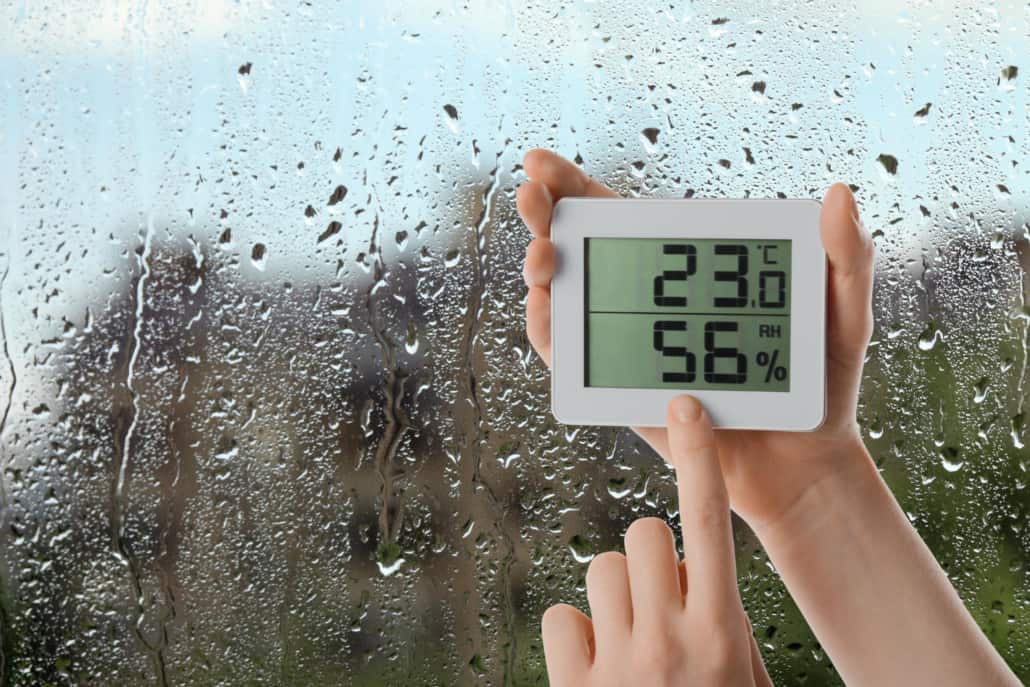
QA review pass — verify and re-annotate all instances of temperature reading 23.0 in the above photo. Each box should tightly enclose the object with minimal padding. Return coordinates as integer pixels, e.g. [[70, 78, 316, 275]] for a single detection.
[[585, 238, 792, 391]]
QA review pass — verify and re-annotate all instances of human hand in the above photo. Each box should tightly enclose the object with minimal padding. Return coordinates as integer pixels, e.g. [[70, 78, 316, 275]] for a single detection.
[[517, 149, 875, 532], [541, 396, 772, 687]]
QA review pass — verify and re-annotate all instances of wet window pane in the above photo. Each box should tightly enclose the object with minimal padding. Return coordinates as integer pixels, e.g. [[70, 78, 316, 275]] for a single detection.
[[1, 2, 1027, 685]]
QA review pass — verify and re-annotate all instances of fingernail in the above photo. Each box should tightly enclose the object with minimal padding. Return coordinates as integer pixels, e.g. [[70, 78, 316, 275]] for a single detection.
[[671, 395, 704, 424]]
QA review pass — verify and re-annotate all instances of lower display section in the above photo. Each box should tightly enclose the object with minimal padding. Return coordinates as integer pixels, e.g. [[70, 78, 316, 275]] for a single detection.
[[586, 312, 791, 391]]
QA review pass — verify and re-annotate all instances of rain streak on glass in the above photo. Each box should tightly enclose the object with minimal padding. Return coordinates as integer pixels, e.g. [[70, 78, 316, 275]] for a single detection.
[[0, 2, 1028, 685]]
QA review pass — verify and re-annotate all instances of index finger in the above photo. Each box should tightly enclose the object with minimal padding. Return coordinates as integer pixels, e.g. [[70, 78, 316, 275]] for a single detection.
[[523, 148, 619, 202], [665, 395, 740, 619], [517, 149, 618, 239]]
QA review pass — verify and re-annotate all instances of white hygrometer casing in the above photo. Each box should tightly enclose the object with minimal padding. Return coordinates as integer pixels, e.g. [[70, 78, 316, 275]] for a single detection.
[[549, 197, 826, 431]]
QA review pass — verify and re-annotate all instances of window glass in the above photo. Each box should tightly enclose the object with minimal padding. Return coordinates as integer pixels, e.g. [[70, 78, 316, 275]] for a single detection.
[[0, 2, 1027, 684]]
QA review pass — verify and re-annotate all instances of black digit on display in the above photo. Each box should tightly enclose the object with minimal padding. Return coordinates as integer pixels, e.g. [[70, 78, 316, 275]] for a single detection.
[[704, 321, 746, 384], [758, 270, 786, 308], [713, 244, 749, 307], [653, 320, 696, 382], [653, 243, 697, 307]]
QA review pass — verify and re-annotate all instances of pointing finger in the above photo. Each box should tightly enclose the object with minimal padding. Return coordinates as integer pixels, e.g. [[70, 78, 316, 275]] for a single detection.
[[666, 395, 740, 621]]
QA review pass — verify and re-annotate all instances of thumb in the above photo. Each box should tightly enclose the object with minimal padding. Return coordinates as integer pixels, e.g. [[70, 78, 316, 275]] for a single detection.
[[820, 183, 874, 426]]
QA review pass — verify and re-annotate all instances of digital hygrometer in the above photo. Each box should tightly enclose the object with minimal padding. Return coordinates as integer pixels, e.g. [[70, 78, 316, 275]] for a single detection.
[[550, 198, 826, 430]]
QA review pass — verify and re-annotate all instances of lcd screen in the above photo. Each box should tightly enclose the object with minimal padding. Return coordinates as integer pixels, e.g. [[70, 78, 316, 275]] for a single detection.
[[585, 238, 792, 391]]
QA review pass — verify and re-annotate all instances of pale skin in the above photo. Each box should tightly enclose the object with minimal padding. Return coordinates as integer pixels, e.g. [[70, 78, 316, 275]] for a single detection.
[[543, 396, 773, 687], [518, 149, 1021, 686]]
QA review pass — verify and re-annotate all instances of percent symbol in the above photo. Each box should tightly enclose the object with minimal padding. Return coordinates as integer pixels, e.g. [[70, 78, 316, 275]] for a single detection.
[[756, 350, 788, 383]]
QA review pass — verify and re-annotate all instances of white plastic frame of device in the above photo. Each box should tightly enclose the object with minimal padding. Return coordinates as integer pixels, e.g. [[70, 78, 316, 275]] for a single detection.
[[550, 197, 827, 431]]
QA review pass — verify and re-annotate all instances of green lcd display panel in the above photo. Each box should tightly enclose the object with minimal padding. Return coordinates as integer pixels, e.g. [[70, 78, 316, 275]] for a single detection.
[[585, 238, 791, 391]]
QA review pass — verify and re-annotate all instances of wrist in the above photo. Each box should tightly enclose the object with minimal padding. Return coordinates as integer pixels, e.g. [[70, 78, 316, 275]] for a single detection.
[[748, 434, 882, 551]]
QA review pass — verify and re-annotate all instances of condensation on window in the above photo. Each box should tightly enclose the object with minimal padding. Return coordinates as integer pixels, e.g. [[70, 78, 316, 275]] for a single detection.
[[0, 2, 1027, 685]]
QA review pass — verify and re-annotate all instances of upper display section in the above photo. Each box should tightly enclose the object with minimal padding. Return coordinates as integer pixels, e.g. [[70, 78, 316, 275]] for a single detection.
[[586, 238, 792, 315]]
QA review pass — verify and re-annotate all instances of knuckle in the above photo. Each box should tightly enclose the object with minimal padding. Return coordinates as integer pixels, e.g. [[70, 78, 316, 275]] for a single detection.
[[574, 168, 593, 194], [516, 180, 551, 219], [696, 613, 753, 679], [633, 628, 680, 672], [515, 183, 537, 217], [528, 238, 552, 260], [700, 632, 746, 680]]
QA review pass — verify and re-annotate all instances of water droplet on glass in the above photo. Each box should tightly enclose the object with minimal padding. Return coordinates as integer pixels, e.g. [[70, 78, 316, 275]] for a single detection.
[[940, 446, 964, 473], [641, 127, 660, 153], [998, 65, 1018, 91], [496, 440, 520, 469], [918, 321, 944, 350], [405, 321, 420, 355], [567, 535, 594, 564], [913, 102, 932, 124], [443, 104, 460, 133], [868, 417, 884, 439], [318, 221, 342, 244], [877, 153, 898, 176], [1011, 413, 1026, 449], [237, 62, 253, 93], [973, 378, 989, 404], [328, 185, 348, 205], [607, 477, 631, 499], [251, 243, 267, 271], [376, 541, 405, 577]]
